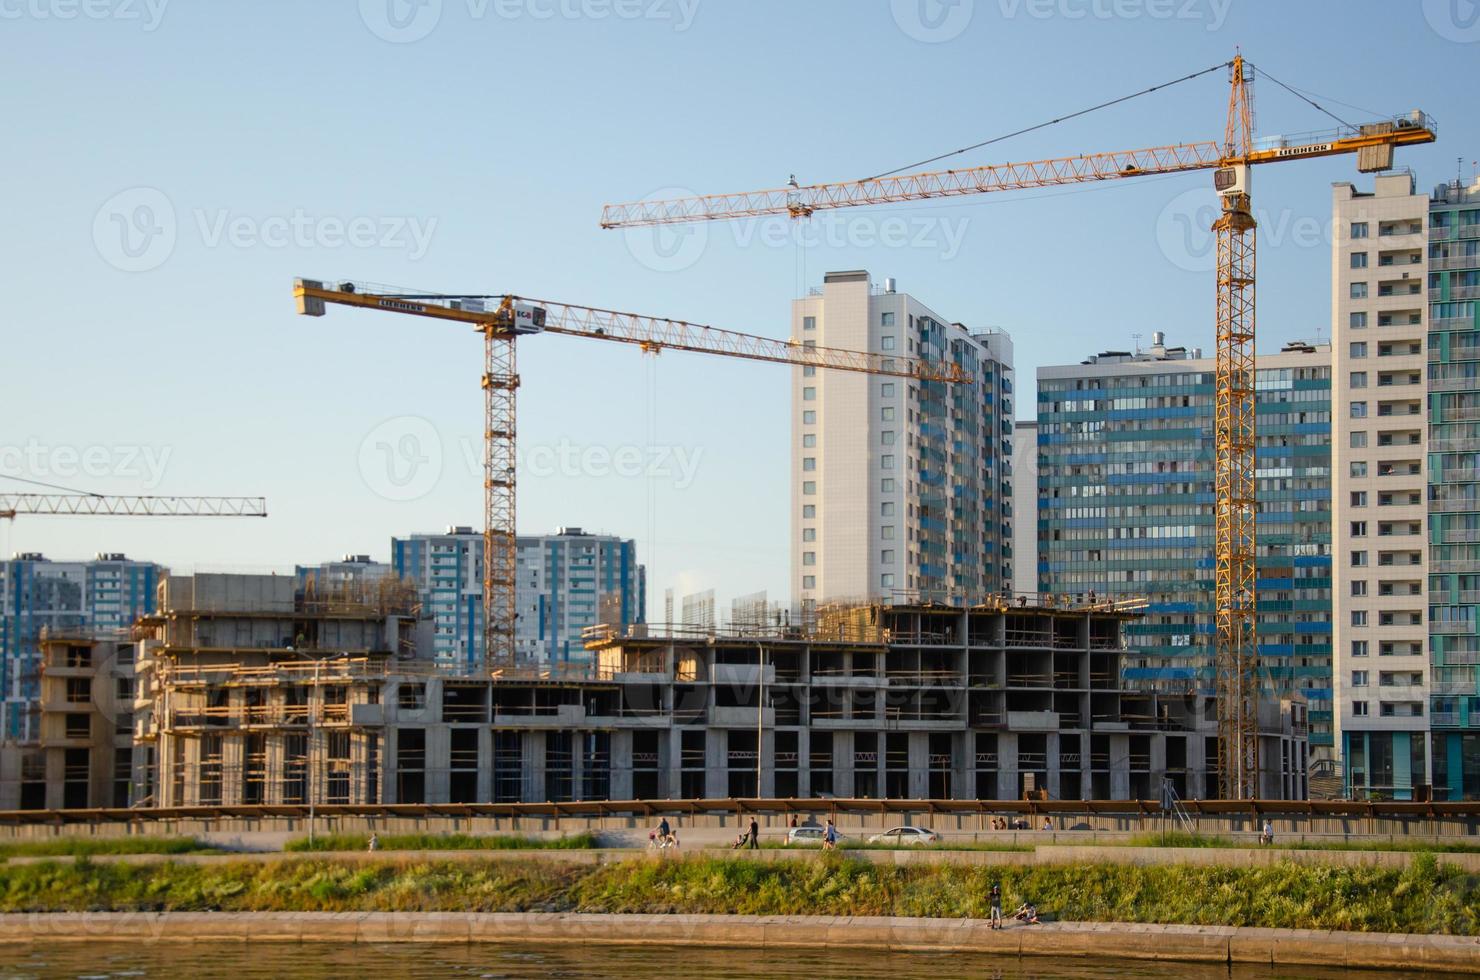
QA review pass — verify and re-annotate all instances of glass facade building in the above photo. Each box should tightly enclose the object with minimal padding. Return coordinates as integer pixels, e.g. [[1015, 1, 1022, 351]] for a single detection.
[[1037, 336, 1334, 755]]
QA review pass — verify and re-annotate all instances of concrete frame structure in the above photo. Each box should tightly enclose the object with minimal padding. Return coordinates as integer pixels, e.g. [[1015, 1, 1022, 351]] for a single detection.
[[67, 574, 1309, 808], [791, 271, 1014, 609]]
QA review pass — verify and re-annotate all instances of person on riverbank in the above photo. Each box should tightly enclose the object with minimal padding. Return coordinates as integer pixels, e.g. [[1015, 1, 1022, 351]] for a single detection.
[[824, 820, 838, 850], [748, 817, 759, 850], [989, 884, 1002, 930], [367, 833, 379, 852], [1261, 819, 1274, 845]]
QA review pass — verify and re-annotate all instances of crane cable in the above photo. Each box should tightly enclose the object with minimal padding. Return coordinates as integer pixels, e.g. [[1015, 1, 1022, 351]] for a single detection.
[[0, 473, 104, 497], [862, 60, 1232, 182], [1245, 61, 1356, 131]]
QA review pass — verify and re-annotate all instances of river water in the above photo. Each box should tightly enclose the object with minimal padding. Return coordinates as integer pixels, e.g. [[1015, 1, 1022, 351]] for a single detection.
[[0, 943, 1468, 979]]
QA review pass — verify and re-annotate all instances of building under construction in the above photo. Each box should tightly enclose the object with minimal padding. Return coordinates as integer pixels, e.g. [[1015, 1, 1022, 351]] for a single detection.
[[1, 574, 1309, 809]]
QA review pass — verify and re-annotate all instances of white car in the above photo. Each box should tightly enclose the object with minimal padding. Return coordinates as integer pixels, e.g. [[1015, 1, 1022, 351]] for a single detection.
[[868, 826, 939, 845], [786, 826, 845, 846]]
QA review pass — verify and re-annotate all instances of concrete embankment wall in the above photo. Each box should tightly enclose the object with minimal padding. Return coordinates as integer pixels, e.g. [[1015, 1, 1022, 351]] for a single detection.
[[3, 912, 1477, 974]]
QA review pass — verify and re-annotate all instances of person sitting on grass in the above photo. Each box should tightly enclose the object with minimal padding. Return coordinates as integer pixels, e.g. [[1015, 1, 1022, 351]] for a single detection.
[[1013, 902, 1039, 925]]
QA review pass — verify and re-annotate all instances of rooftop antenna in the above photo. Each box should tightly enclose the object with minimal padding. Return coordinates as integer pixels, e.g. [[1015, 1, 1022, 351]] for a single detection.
[[1131, 332, 1143, 354]]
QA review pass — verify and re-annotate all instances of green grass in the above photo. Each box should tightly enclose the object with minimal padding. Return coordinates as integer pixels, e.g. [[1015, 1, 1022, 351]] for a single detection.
[[765, 840, 1032, 853], [283, 831, 600, 853], [1124, 831, 1480, 854], [0, 837, 217, 860], [1, 853, 1475, 935]]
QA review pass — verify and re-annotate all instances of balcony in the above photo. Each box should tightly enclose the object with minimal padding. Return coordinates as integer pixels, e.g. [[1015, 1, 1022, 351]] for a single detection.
[[1430, 255, 1479, 272]]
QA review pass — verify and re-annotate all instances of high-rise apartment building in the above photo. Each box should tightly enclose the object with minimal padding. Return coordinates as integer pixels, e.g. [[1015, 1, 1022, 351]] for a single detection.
[[1037, 335, 1335, 756], [1332, 172, 1480, 800], [1011, 420, 1039, 597], [791, 271, 1014, 608], [393, 526, 644, 667], [0, 553, 160, 742]]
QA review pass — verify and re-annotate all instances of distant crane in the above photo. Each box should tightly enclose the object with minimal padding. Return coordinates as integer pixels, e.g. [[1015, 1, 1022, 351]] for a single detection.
[[0, 493, 267, 520], [599, 54, 1437, 799], [293, 278, 967, 672]]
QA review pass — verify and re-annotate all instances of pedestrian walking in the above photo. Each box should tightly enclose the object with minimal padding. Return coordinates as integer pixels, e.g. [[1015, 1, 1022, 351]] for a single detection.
[[824, 819, 837, 850], [989, 883, 1002, 930], [367, 833, 379, 853], [748, 817, 759, 850]]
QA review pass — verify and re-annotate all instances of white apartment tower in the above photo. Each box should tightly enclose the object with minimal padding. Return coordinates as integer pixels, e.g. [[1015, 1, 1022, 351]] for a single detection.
[[1331, 173, 1432, 798], [791, 271, 1014, 608]]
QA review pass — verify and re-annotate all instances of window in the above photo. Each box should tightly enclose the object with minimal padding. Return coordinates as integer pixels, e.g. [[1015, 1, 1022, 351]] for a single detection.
[[1350, 311, 1368, 329], [881, 478, 895, 492], [802, 434, 816, 448], [1350, 401, 1367, 418], [1352, 671, 1369, 687], [1351, 251, 1368, 268], [881, 550, 895, 564], [881, 455, 895, 470], [1350, 282, 1368, 299], [1351, 491, 1368, 507], [881, 336, 897, 351], [1352, 610, 1368, 626], [1350, 431, 1367, 448], [881, 312, 895, 326], [1351, 550, 1368, 567], [802, 366, 816, 377], [881, 525, 895, 540], [802, 575, 815, 589], [1351, 462, 1368, 478], [1351, 640, 1369, 657], [881, 383, 895, 397], [881, 406, 895, 421], [881, 502, 896, 516], [1351, 580, 1368, 596], [1350, 342, 1367, 358], [881, 574, 895, 589], [802, 552, 816, 566], [802, 505, 815, 518], [1351, 222, 1368, 239], [65, 678, 91, 704], [1350, 372, 1367, 388], [802, 457, 816, 471], [1352, 701, 1369, 716], [803, 410, 816, 424], [802, 528, 816, 542], [803, 315, 816, 331], [881, 431, 896, 445], [803, 387, 816, 401], [803, 481, 816, 495]]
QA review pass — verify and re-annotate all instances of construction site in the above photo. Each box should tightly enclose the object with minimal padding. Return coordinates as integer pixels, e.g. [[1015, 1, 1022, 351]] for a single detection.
[[0, 572, 1309, 812]]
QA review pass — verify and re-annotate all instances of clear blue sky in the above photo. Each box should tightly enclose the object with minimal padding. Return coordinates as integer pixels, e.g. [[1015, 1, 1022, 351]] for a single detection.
[[2, 0, 1475, 617]]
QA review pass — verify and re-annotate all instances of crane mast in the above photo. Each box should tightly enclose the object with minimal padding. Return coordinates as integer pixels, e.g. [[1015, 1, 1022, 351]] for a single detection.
[[600, 55, 1436, 799], [294, 279, 965, 672]]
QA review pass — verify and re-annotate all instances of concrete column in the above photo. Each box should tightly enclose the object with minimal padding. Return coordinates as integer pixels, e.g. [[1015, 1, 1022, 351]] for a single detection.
[[956, 731, 974, 800], [759, 726, 775, 798], [908, 732, 929, 799], [609, 729, 634, 801], [523, 730, 546, 803], [477, 727, 493, 802], [383, 727, 399, 804], [662, 726, 680, 799], [996, 732, 1017, 799], [1046, 731, 1061, 800], [223, 735, 243, 805], [1110, 734, 1131, 799], [796, 726, 811, 796], [1187, 736, 1207, 799], [705, 728, 726, 798], [833, 730, 854, 798], [1149, 735, 1167, 795], [571, 731, 586, 802], [424, 723, 450, 804]]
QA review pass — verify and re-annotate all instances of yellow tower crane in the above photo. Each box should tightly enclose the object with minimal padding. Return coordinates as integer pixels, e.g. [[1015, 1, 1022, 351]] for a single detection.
[[598, 55, 1436, 799], [0, 493, 266, 520], [293, 278, 968, 673]]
